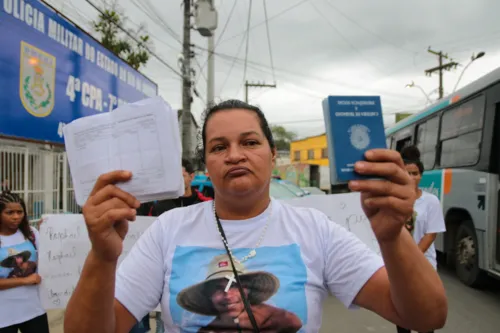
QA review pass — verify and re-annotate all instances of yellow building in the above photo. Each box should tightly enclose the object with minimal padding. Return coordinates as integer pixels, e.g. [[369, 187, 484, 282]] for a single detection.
[[289, 133, 329, 166]]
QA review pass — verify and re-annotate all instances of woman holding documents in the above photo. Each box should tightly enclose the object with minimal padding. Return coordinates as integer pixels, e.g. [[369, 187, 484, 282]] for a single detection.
[[64, 99, 447, 333], [396, 146, 447, 333], [0, 191, 49, 333]]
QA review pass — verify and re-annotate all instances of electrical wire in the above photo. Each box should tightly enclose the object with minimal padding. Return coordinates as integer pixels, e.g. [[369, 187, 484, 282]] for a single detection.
[[219, 0, 311, 45], [309, 1, 385, 75], [217, 34, 247, 95], [243, 0, 253, 87], [263, 0, 276, 83], [322, 0, 416, 54], [199, 45, 418, 101], [129, 0, 182, 44], [85, 0, 183, 78]]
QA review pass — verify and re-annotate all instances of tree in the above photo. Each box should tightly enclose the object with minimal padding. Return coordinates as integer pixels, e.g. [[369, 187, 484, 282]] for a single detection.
[[271, 125, 297, 151], [93, 4, 151, 70]]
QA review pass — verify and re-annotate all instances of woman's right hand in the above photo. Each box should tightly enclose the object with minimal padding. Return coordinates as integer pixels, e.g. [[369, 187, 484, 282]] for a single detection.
[[24, 273, 42, 285], [82, 171, 140, 262]]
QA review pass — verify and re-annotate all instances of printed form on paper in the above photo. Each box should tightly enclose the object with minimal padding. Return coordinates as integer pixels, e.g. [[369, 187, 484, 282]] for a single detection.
[[63, 96, 184, 206]]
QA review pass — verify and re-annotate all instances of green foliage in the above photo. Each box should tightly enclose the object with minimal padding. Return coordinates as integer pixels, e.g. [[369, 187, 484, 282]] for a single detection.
[[271, 125, 297, 151], [93, 6, 151, 70]]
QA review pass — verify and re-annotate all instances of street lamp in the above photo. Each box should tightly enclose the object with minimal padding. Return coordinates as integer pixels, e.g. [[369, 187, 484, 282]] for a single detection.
[[406, 81, 432, 104], [452, 51, 486, 93]]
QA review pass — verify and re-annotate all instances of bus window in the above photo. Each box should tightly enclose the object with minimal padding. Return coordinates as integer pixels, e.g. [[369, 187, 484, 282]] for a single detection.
[[396, 137, 412, 152], [416, 117, 439, 170], [440, 95, 485, 140], [440, 131, 482, 167], [439, 95, 485, 167]]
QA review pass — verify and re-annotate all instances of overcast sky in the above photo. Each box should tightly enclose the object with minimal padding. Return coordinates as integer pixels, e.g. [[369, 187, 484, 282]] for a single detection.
[[47, 0, 500, 138]]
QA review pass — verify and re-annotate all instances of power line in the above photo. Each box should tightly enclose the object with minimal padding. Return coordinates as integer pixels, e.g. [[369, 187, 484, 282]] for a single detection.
[[243, 0, 253, 86], [322, 0, 415, 54], [85, 0, 183, 78], [219, 0, 310, 45], [218, 32, 247, 95], [309, 1, 384, 75], [263, 0, 276, 83], [215, 0, 238, 47], [197, 45, 417, 101], [269, 108, 422, 125], [129, 0, 182, 44]]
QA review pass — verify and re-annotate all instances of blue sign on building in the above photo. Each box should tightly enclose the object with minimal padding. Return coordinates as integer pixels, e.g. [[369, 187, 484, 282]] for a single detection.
[[0, 0, 158, 144]]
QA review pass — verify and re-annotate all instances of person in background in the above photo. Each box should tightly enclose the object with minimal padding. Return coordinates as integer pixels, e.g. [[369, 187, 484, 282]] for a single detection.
[[0, 191, 49, 333], [0, 179, 9, 192], [396, 145, 447, 333], [152, 159, 212, 216]]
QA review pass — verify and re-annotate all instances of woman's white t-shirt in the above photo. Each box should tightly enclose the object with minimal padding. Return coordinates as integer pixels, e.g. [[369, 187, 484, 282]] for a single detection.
[[115, 199, 385, 333], [412, 191, 446, 269], [0, 227, 45, 328]]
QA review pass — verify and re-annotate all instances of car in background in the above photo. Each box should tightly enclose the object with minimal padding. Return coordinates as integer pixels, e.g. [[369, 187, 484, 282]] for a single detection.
[[301, 186, 326, 195], [272, 177, 309, 197], [269, 181, 302, 199], [192, 174, 303, 200]]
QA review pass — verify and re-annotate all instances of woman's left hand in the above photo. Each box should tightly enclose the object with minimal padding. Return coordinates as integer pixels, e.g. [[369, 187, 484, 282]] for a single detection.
[[348, 149, 416, 243]]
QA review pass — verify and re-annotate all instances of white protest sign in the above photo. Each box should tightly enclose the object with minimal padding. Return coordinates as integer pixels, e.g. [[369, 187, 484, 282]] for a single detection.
[[283, 192, 381, 255], [38, 193, 378, 310], [38, 214, 156, 310]]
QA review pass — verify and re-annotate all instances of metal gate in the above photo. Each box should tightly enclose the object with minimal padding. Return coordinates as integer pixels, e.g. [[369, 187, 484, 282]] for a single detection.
[[0, 142, 79, 221]]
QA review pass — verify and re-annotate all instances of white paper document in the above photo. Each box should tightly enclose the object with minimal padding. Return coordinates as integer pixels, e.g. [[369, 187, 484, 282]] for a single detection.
[[63, 96, 184, 206]]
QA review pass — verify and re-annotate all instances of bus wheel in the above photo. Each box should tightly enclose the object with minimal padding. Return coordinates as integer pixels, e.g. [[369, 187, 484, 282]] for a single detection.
[[455, 221, 487, 288]]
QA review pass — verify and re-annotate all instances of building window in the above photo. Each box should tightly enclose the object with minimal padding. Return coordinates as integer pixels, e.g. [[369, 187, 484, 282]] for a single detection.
[[321, 148, 328, 158], [307, 149, 314, 160], [294, 151, 301, 161]]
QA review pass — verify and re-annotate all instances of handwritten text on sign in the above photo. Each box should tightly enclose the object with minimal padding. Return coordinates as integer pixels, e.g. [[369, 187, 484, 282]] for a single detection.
[[38, 215, 156, 310], [283, 192, 380, 255]]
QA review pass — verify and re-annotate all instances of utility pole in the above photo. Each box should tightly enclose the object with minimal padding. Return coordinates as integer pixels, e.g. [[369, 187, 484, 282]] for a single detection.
[[245, 81, 277, 103], [181, 0, 193, 161], [425, 47, 460, 99], [207, 34, 215, 105], [194, 0, 217, 106]]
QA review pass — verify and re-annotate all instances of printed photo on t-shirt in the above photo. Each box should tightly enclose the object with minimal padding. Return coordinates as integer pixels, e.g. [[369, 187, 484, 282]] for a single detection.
[[169, 244, 307, 332], [0, 240, 37, 279]]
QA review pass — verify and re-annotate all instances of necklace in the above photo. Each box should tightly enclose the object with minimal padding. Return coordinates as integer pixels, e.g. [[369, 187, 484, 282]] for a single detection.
[[212, 200, 272, 264]]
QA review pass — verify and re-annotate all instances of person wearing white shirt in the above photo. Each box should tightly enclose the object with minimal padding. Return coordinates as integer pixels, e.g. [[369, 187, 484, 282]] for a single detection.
[[396, 145, 447, 333], [0, 191, 49, 333], [64, 99, 447, 333]]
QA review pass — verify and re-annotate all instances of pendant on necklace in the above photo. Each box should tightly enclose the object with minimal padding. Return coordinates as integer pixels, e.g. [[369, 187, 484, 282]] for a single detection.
[[248, 249, 256, 258]]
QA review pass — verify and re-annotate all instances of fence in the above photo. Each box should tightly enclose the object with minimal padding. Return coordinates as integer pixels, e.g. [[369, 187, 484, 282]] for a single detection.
[[0, 140, 79, 222]]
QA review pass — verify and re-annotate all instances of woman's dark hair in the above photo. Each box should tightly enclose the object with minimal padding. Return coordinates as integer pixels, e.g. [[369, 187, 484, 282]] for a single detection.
[[196, 99, 275, 163], [0, 191, 34, 247], [400, 145, 424, 174]]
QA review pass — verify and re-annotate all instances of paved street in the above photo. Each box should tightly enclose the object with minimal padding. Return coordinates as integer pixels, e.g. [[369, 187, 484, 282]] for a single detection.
[[48, 268, 500, 333], [319, 267, 500, 333]]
